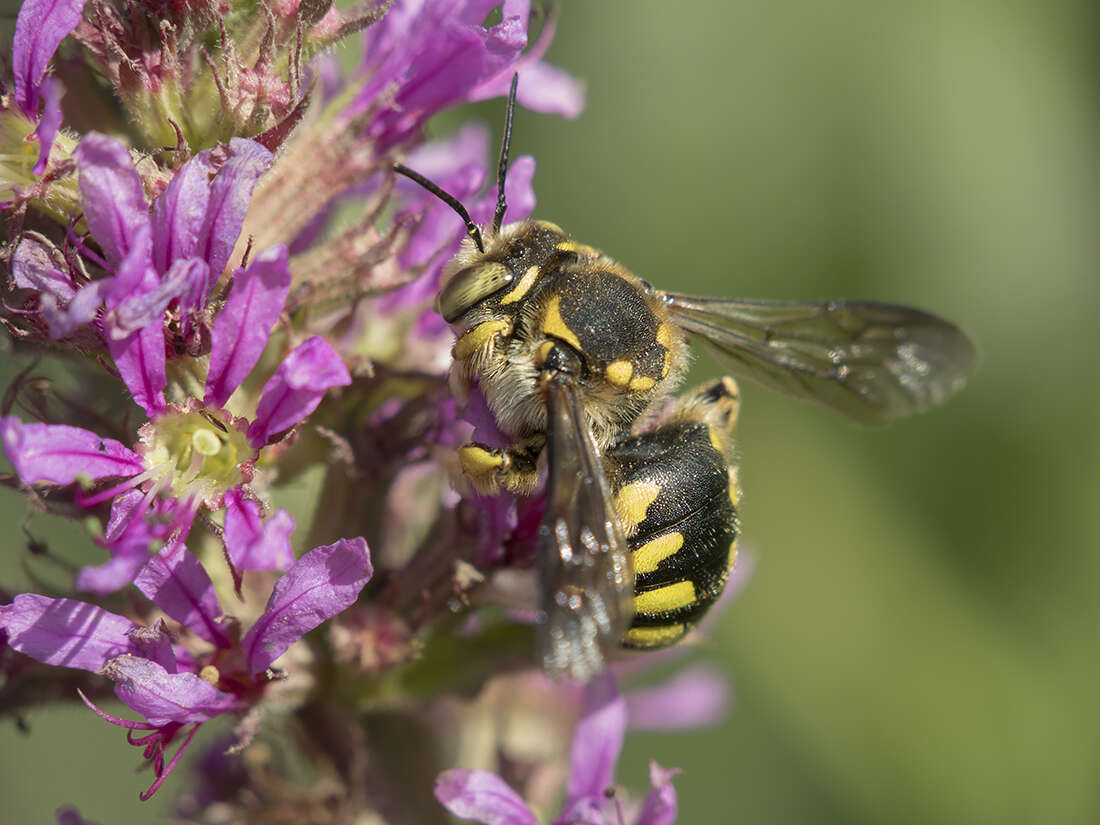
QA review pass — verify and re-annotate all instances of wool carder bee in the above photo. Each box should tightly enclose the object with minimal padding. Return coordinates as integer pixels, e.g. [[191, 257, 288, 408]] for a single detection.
[[395, 76, 977, 682]]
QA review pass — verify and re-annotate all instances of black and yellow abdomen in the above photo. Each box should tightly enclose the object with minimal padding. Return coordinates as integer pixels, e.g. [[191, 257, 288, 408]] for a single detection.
[[608, 378, 742, 650]]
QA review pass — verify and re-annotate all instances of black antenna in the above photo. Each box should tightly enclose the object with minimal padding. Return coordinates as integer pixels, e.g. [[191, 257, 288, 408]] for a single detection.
[[393, 163, 485, 253], [492, 73, 519, 235]]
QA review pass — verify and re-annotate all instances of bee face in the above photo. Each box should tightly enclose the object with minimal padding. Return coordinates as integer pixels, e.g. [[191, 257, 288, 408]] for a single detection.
[[394, 75, 976, 682]]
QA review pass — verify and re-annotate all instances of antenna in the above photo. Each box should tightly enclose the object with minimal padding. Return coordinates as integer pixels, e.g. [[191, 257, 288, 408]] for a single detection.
[[492, 73, 519, 235], [392, 163, 485, 253], [392, 73, 522, 253]]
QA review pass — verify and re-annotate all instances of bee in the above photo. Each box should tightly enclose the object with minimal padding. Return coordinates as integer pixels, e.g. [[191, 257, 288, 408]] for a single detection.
[[394, 76, 977, 682]]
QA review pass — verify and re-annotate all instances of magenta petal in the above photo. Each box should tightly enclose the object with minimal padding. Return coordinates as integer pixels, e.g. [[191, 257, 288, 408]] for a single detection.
[[103, 655, 238, 726], [75, 546, 150, 597], [0, 594, 138, 670], [434, 770, 538, 825], [74, 133, 151, 268], [194, 138, 273, 287], [12, 234, 75, 300], [103, 222, 156, 315], [107, 321, 166, 416], [566, 672, 626, 806], [242, 537, 371, 674], [134, 543, 229, 648], [112, 257, 208, 336], [204, 244, 291, 407], [625, 666, 731, 732], [634, 763, 681, 825], [151, 150, 215, 274], [43, 280, 107, 339], [0, 417, 143, 484], [247, 336, 351, 446], [223, 489, 296, 571], [31, 75, 64, 174], [12, 0, 87, 116]]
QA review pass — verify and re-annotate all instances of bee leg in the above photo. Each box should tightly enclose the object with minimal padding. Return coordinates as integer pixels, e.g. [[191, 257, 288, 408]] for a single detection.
[[457, 436, 544, 495]]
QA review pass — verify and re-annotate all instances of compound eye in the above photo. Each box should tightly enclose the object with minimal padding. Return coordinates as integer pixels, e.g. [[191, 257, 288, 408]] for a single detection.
[[436, 262, 514, 323]]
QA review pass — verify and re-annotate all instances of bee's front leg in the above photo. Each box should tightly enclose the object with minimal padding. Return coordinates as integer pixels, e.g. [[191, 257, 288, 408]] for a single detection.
[[457, 435, 545, 495]]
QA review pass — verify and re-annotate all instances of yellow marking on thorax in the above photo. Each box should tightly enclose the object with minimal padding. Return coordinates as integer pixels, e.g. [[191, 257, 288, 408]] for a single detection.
[[454, 319, 511, 360], [728, 541, 739, 574], [622, 623, 686, 648], [499, 265, 540, 305], [606, 360, 634, 387], [657, 324, 674, 377], [708, 424, 724, 453], [634, 580, 697, 613], [541, 295, 583, 351], [628, 375, 656, 392], [614, 480, 661, 529], [556, 240, 597, 256], [656, 323, 673, 347], [632, 532, 684, 575], [728, 469, 740, 507]]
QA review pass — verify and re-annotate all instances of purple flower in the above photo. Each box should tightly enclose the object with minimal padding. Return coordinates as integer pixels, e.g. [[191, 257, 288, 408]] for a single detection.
[[2, 239, 352, 592], [355, 0, 584, 152], [18, 132, 272, 343], [0, 537, 372, 799], [435, 674, 680, 825], [10, 0, 87, 174]]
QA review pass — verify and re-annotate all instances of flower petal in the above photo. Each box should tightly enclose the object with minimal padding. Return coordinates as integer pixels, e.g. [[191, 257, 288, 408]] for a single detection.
[[106, 321, 167, 417], [0, 417, 143, 484], [42, 280, 108, 340], [223, 489, 296, 571], [12, 233, 75, 300], [359, 0, 546, 150], [103, 655, 238, 726], [194, 138, 273, 288], [134, 542, 229, 648], [204, 244, 291, 407], [75, 543, 151, 597], [112, 257, 208, 336], [31, 74, 65, 174], [241, 537, 371, 674], [468, 7, 584, 119], [625, 666, 731, 732], [434, 769, 538, 825], [151, 150, 216, 274], [634, 762, 681, 825], [566, 672, 626, 806], [102, 222, 156, 315], [246, 335, 351, 446], [12, 0, 87, 117], [0, 594, 138, 670], [73, 133, 150, 268]]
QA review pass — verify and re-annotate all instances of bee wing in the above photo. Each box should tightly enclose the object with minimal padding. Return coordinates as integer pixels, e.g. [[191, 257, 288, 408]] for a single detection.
[[536, 377, 635, 682], [663, 294, 978, 426]]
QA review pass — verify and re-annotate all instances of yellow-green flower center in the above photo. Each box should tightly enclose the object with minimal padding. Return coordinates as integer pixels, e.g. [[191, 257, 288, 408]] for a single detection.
[[144, 409, 253, 501]]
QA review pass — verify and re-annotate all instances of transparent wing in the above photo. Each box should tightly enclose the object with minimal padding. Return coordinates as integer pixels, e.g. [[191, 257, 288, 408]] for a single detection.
[[535, 378, 634, 682], [664, 294, 978, 426]]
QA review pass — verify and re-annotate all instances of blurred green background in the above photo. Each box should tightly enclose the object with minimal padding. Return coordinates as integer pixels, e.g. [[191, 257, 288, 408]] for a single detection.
[[4, 1, 1100, 822]]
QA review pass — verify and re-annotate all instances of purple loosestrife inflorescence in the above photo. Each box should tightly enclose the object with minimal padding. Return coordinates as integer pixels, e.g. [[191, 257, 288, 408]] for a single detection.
[[436, 674, 680, 825], [0, 1, 741, 820], [1, 537, 372, 799]]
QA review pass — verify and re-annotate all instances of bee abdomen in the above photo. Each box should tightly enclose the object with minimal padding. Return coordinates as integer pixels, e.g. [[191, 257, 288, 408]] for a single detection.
[[608, 419, 740, 650]]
